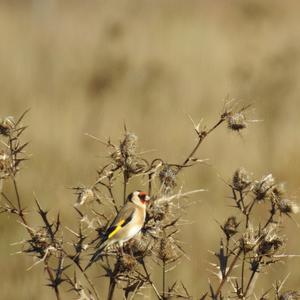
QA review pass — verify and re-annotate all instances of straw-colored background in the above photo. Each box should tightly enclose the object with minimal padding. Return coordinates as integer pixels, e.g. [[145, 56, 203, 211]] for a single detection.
[[1, 1, 300, 299]]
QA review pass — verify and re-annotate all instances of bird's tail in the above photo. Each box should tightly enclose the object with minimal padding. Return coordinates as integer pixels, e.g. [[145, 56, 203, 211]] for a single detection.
[[85, 239, 109, 270]]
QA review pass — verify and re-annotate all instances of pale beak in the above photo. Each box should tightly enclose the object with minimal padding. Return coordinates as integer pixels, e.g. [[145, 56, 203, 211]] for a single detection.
[[145, 195, 150, 202]]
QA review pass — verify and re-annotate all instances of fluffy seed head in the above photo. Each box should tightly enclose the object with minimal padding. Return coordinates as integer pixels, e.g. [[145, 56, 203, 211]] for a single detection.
[[158, 237, 178, 263], [257, 234, 283, 256], [119, 253, 137, 273], [131, 233, 154, 257], [125, 156, 146, 174], [222, 216, 239, 238], [272, 183, 286, 200], [253, 174, 275, 201], [120, 132, 138, 157], [227, 112, 247, 132], [0, 116, 15, 136], [159, 165, 177, 193], [279, 291, 300, 300], [75, 188, 95, 206], [241, 225, 259, 252], [277, 199, 300, 215], [232, 168, 252, 191], [0, 150, 11, 179]]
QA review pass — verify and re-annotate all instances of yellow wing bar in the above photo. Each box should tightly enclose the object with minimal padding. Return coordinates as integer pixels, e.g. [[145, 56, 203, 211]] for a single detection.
[[108, 219, 125, 239]]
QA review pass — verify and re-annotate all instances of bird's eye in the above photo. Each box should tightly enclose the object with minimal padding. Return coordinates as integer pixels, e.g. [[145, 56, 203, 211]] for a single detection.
[[138, 193, 146, 201]]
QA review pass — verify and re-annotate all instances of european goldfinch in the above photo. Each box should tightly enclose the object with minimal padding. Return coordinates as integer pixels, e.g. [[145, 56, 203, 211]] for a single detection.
[[86, 190, 150, 269]]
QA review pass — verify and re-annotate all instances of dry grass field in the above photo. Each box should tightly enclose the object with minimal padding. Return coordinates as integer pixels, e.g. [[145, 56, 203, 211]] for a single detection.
[[1, 1, 300, 299]]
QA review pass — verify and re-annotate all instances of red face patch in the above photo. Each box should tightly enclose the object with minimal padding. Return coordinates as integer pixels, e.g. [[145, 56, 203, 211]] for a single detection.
[[138, 191, 148, 204]]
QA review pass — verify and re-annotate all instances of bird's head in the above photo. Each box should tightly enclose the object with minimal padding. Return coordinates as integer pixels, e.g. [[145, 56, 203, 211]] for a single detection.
[[128, 190, 150, 207]]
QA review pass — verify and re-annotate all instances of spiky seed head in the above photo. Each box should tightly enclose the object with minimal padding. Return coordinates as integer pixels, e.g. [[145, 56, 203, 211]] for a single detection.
[[279, 291, 300, 300], [272, 183, 286, 199], [130, 233, 154, 257], [125, 156, 146, 174], [241, 225, 259, 252], [120, 132, 138, 157], [76, 188, 95, 206], [277, 199, 300, 215], [159, 165, 177, 193], [152, 202, 170, 222], [257, 235, 283, 256], [0, 116, 15, 136], [158, 237, 178, 262], [253, 174, 275, 201], [222, 216, 239, 238], [110, 147, 123, 167], [0, 150, 11, 179], [119, 253, 137, 273], [227, 112, 247, 131], [232, 168, 252, 191]]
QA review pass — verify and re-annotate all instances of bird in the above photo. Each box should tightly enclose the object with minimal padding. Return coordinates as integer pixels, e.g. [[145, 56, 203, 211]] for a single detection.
[[85, 190, 150, 269]]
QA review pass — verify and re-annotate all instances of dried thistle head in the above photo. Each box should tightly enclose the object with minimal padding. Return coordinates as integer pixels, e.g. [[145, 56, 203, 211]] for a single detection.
[[120, 132, 138, 157], [24, 228, 52, 258], [125, 156, 146, 175], [0, 150, 11, 179], [153, 202, 170, 222], [0, 116, 15, 136], [158, 237, 179, 263], [110, 146, 123, 167], [279, 291, 300, 300], [118, 253, 137, 273], [226, 112, 247, 132], [232, 168, 252, 191], [130, 232, 154, 257], [74, 187, 96, 206], [256, 231, 284, 257], [159, 165, 177, 193], [253, 174, 275, 201], [272, 183, 286, 199], [222, 216, 239, 239], [241, 224, 260, 253], [109, 131, 146, 176], [277, 199, 300, 215]]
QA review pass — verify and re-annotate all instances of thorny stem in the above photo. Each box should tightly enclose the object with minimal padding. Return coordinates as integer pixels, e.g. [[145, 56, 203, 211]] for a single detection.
[[8, 132, 25, 213], [98, 181, 118, 212], [238, 190, 246, 214], [12, 175, 22, 212], [215, 247, 242, 297], [263, 202, 277, 230], [244, 257, 262, 297], [123, 172, 128, 204], [245, 198, 256, 229], [162, 259, 166, 299], [45, 262, 61, 300], [62, 250, 100, 300], [82, 270, 100, 300], [9, 173, 100, 300], [141, 260, 162, 300], [108, 278, 117, 300], [177, 117, 225, 174], [241, 251, 246, 293], [107, 261, 120, 300], [148, 173, 153, 196], [10, 177, 34, 238]]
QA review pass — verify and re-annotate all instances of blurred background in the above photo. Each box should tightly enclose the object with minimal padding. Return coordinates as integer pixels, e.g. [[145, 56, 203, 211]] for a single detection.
[[1, 0, 300, 299]]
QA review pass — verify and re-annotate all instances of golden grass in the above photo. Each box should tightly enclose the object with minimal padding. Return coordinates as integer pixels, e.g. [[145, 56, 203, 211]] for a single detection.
[[1, 1, 300, 299]]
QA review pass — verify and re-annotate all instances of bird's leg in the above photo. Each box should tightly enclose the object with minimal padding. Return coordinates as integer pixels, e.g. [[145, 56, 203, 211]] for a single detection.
[[129, 244, 134, 257], [118, 242, 124, 256]]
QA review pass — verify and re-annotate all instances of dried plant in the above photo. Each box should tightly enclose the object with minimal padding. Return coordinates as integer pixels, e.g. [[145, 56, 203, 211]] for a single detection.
[[0, 101, 299, 300], [206, 168, 300, 300]]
